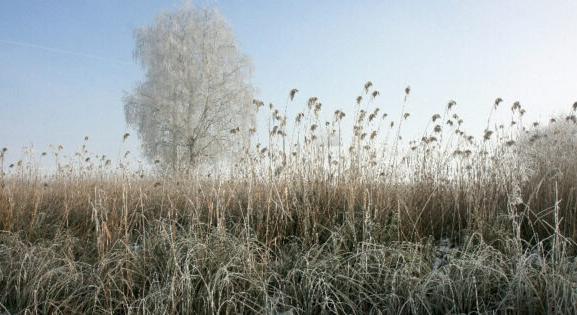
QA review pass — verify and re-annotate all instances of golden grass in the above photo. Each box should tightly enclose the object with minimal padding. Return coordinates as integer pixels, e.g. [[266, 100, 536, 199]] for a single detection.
[[1, 85, 577, 314]]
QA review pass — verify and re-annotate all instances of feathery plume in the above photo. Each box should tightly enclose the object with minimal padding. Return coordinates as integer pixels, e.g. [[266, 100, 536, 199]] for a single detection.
[[447, 100, 456, 110], [511, 101, 521, 112], [364, 81, 373, 94], [289, 88, 299, 101], [494, 97, 503, 109], [307, 97, 318, 109]]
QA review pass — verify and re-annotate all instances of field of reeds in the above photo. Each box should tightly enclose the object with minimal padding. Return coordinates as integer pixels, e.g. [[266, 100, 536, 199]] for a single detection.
[[1, 85, 577, 314]]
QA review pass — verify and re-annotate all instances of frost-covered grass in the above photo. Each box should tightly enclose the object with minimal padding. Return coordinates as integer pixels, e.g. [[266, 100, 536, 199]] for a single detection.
[[1, 87, 577, 314]]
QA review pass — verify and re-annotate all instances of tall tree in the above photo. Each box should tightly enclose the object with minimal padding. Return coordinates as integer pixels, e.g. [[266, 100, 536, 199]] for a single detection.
[[124, 4, 255, 170]]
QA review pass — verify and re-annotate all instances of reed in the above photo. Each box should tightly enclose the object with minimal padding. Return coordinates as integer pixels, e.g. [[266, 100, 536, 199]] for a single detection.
[[1, 84, 577, 314]]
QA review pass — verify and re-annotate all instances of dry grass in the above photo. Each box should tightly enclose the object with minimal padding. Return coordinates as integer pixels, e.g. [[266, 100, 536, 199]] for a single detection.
[[1, 85, 577, 314]]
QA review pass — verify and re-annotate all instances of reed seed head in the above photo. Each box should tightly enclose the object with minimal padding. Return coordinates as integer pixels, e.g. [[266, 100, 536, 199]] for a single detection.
[[364, 81, 373, 94], [308, 97, 318, 109], [253, 99, 264, 109], [494, 97, 503, 108], [447, 100, 456, 110], [230, 127, 240, 134], [289, 88, 299, 101], [511, 101, 521, 112]]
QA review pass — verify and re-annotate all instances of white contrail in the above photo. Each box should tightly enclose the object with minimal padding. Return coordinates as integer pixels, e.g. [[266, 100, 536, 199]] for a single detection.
[[0, 39, 133, 66]]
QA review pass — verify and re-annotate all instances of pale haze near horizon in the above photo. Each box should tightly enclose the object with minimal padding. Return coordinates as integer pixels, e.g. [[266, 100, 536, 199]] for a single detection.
[[1, 1, 576, 166]]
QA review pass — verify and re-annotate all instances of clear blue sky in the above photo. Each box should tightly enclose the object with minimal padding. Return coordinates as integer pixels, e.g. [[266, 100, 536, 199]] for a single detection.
[[1, 1, 577, 164]]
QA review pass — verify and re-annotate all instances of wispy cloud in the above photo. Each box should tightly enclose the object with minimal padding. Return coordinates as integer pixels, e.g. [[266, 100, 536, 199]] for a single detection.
[[0, 39, 132, 66]]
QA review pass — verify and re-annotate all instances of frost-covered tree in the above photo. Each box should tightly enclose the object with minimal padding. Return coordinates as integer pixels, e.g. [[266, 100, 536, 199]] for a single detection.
[[124, 5, 255, 170]]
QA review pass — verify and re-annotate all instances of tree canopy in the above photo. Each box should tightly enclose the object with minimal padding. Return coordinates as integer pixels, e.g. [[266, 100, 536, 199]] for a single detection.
[[124, 5, 255, 171]]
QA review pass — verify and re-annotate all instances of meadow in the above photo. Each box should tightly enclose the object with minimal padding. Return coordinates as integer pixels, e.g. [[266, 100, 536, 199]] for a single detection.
[[1, 85, 577, 314]]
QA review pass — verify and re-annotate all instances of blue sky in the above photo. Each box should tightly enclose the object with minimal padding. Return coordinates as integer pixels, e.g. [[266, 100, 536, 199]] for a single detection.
[[1, 1, 577, 164]]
